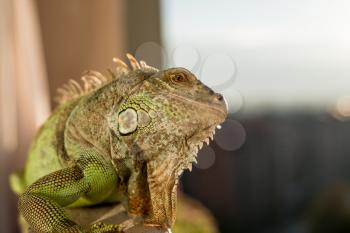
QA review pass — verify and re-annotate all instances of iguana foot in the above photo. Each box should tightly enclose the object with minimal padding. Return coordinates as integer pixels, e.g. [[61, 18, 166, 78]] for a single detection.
[[88, 222, 121, 233]]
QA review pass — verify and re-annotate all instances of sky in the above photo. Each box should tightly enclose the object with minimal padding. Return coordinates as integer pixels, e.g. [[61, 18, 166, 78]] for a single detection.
[[160, 0, 350, 112]]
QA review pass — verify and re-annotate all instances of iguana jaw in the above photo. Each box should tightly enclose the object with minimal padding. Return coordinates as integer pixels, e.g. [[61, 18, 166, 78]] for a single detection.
[[177, 95, 227, 172]]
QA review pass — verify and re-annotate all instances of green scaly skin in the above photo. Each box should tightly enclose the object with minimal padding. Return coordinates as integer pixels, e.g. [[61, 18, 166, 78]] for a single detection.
[[9, 55, 227, 233]]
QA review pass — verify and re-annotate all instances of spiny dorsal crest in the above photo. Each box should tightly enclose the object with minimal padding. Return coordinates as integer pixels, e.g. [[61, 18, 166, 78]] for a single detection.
[[55, 53, 159, 104]]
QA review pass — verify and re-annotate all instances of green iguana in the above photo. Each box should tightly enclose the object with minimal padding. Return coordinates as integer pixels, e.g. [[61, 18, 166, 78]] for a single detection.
[[9, 54, 227, 233]]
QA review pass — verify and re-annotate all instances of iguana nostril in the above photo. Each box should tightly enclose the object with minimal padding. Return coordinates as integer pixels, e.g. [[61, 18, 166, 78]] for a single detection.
[[216, 94, 223, 101]]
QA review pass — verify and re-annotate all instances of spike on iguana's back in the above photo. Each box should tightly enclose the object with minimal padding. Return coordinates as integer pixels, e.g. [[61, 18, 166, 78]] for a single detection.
[[55, 54, 159, 105]]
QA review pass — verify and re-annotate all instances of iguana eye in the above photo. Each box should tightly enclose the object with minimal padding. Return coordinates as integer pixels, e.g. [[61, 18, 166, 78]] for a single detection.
[[170, 73, 187, 84]]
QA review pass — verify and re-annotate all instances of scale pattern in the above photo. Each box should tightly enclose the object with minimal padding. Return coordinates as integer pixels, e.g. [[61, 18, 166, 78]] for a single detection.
[[19, 154, 120, 232]]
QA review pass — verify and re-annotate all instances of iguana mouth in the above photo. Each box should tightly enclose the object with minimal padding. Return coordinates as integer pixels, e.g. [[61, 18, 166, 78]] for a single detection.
[[167, 92, 228, 118]]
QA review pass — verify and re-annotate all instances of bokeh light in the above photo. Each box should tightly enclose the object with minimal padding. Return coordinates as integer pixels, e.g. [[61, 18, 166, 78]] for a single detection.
[[199, 53, 237, 92], [135, 41, 167, 68], [171, 44, 201, 72], [222, 89, 244, 114], [194, 145, 216, 169], [335, 95, 350, 118], [214, 119, 246, 151]]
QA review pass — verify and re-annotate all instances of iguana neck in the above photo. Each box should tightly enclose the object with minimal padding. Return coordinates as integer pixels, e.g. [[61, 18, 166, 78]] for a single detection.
[[64, 81, 123, 159]]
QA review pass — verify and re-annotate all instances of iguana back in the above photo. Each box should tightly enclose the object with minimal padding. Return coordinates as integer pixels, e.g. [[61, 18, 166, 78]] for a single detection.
[[10, 98, 81, 193]]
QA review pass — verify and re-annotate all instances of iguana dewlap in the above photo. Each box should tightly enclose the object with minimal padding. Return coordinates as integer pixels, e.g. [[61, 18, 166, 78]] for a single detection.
[[10, 54, 227, 233]]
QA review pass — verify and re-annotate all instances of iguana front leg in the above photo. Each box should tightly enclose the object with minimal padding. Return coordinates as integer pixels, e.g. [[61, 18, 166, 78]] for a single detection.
[[19, 151, 119, 233]]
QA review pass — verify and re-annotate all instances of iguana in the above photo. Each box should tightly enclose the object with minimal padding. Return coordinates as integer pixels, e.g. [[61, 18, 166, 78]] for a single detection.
[[9, 54, 227, 233]]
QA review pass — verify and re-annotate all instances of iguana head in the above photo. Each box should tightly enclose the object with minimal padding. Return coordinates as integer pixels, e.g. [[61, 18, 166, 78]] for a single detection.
[[115, 67, 227, 165], [113, 64, 227, 227]]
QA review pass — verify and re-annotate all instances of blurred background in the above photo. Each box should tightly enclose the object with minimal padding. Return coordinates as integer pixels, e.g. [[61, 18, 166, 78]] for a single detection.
[[2, 0, 350, 232]]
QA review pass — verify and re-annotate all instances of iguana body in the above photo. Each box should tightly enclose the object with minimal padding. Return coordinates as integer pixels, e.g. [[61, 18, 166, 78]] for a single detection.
[[10, 54, 227, 233]]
